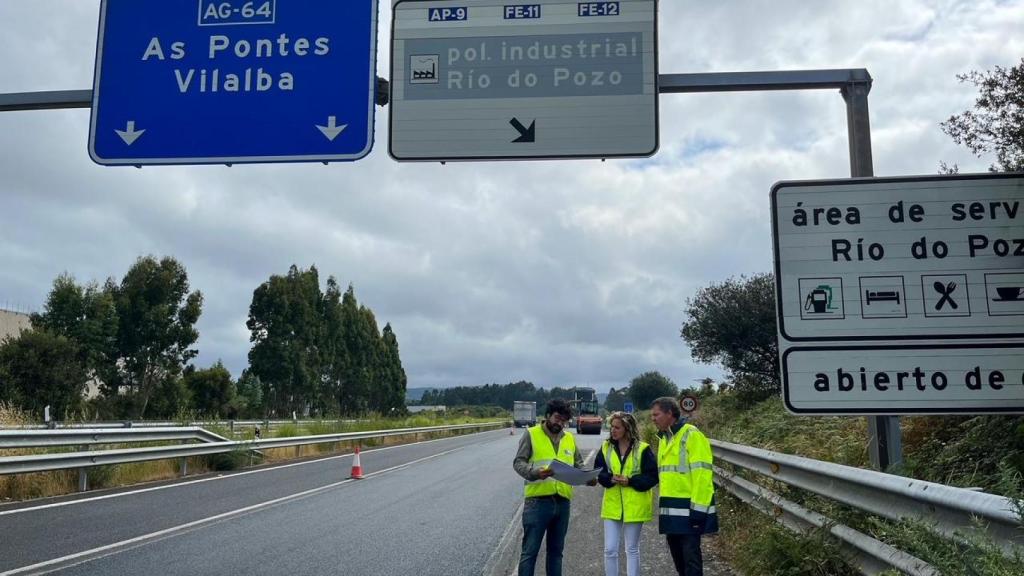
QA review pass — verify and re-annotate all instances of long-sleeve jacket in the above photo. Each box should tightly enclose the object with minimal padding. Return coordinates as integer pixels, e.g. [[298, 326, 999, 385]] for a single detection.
[[594, 439, 658, 492], [656, 420, 718, 535]]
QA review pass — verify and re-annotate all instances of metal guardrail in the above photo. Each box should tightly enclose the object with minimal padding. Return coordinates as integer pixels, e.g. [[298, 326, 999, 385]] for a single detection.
[[711, 439, 1023, 574], [0, 422, 504, 476], [2, 419, 361, 431], [715, 466, 938, 576], [0, 427, 230, 448]]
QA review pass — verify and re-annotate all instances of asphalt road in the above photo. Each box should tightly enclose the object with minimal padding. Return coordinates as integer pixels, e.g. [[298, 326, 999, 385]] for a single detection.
[[1, 427, 736, 576], [0, 429, 525, 576]]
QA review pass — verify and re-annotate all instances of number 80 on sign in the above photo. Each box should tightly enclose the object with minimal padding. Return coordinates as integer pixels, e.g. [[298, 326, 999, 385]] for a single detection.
[[680, 395, 699, 414]]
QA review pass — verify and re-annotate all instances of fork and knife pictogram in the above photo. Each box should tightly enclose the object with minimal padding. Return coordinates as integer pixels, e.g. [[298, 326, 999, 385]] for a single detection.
[[934, 281, 958, 310]]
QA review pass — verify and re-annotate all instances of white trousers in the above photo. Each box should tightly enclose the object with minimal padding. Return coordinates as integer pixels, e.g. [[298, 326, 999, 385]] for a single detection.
[[603, 519, 643, 576]]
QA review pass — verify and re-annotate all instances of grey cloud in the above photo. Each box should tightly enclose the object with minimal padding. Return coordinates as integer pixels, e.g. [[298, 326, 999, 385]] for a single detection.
[[1, 1, 1020, 394]]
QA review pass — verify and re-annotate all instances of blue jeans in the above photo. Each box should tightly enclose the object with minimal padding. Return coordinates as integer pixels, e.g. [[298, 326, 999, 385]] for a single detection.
[[518, 496, 571, 576]]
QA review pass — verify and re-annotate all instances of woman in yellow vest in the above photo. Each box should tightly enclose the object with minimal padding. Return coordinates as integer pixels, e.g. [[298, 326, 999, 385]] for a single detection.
[[595, 411, 658, 576]]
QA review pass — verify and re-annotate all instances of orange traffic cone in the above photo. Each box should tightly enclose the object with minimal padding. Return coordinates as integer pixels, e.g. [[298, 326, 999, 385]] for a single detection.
[[350, 446, 364, 479]]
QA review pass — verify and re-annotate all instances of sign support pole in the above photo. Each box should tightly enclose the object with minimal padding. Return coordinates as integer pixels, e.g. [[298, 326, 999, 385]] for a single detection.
[[841, 81, 903, 471]]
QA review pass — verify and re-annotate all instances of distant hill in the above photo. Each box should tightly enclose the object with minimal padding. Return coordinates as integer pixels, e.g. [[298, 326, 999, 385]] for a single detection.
[[406, 387, 609, 405], [406, 387, 432, 402]]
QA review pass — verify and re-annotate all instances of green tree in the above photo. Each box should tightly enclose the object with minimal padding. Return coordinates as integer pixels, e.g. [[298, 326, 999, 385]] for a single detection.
[[247, 271, 407, 418], [696, 377, 717, 397], [604, 387, 627, 412], [145, 377, 192, 419], [246, 265, 322, 417], [0, 330, 89, 418], [941, 58, 1024, 172], [31, 273, 118, 376], [379, 323, 408, 415], [681, 273, 779, 401], [107, 256, 204, 418], [337, 285, 372, 415], [420, 380, 545, 408], [184, 361, 235, 417], [627, 371, 678, 408], [235, 369, 264, 418], [319, 277, 348, 416]]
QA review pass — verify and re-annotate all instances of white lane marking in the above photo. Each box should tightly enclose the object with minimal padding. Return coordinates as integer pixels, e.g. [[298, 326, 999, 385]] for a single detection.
[[481, 447, 599, 576], [0, 429, 505, 517], [482, 500, 524, 576], [0, 446, 464, 576]]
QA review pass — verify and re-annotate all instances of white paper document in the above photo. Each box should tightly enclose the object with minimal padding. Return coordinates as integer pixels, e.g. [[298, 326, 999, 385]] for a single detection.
[[547, 459, 600, 486]]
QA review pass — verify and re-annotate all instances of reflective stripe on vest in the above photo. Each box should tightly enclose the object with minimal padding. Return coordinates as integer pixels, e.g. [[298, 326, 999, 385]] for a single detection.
[[659, 461, 713, 474], [658, 507, 690, 517], [600, 440, 653, 523], [524, 424, 576, 500]]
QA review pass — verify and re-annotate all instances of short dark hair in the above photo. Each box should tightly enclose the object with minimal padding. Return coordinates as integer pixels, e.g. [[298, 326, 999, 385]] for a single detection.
[[546, 398, 572, 419], [651, 397, 681, 419]]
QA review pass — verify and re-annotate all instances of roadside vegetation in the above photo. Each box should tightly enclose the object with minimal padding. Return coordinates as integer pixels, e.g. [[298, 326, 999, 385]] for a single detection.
[[0, 406, 499, 502], [685, 391, 1024, 576], [0, 258, 409, 423]]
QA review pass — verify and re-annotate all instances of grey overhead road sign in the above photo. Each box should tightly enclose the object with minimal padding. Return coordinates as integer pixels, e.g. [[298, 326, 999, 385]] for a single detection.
[[389, 0, 658, 161], [771, 173, 1024, 415]]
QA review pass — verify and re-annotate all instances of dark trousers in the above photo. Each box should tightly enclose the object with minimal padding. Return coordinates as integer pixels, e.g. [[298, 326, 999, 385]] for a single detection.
[[518, 495, 571, 576], [666, 533, 703, 576]]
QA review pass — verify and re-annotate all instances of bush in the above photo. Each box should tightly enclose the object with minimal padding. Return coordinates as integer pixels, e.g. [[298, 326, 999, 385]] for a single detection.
[[204, 449, 249, 471]]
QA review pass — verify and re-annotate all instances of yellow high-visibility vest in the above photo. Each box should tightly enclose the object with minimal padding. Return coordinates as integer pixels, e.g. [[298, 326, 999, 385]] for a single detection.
[[600, 440, 653, 522], [524, 424, 576, 500], [656, 423, 717, 534]]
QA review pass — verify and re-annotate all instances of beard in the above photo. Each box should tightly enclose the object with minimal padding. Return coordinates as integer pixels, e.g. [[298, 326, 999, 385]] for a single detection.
[[547, 422, 563, 434]]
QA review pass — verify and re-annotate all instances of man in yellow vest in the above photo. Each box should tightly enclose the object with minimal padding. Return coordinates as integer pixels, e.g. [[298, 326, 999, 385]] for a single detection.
[[650, 397, 718, 576], [513, 398, 596, 576]]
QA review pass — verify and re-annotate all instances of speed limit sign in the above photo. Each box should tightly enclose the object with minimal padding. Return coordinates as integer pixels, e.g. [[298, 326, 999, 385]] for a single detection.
[[680, 395, 699, 414]]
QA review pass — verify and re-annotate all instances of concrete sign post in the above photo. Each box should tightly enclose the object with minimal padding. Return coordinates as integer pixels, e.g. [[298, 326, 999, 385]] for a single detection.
[[89, 0, 379, 165], [772, 173, 1024, 415], [389, 0, 658, 161]]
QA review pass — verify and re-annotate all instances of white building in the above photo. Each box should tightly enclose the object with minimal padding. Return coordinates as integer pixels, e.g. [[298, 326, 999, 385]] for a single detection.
[[0, 309, 31, 343]]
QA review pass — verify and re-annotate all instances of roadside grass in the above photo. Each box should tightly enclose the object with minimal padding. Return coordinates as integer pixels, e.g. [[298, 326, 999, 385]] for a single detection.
[[717, 492, 859, 576], [0, 412, 504, 501], [692, 392, 1024, 575], [0, 403, 77, 500]]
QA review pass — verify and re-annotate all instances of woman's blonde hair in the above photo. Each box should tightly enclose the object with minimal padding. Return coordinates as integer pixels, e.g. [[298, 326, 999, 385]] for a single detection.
[[607, 411, 640, 444]]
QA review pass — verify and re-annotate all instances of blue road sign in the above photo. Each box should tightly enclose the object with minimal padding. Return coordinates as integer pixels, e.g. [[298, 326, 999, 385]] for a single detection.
[[623, 402, 634, 413], [89, 0, 379, 166]]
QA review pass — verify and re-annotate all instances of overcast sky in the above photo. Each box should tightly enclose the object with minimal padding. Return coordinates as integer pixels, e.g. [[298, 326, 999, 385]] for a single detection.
[[0, 1, 1021, 394]]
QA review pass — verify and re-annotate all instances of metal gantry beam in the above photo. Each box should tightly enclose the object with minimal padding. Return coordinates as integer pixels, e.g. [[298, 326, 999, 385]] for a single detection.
[[0, 89, 91, 112], [659, 68, 872, 93], [0, 69, 873, 112]]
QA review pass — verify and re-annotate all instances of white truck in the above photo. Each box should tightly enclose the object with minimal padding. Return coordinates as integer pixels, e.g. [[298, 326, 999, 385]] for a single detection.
[[513, 400, 537, 428]]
